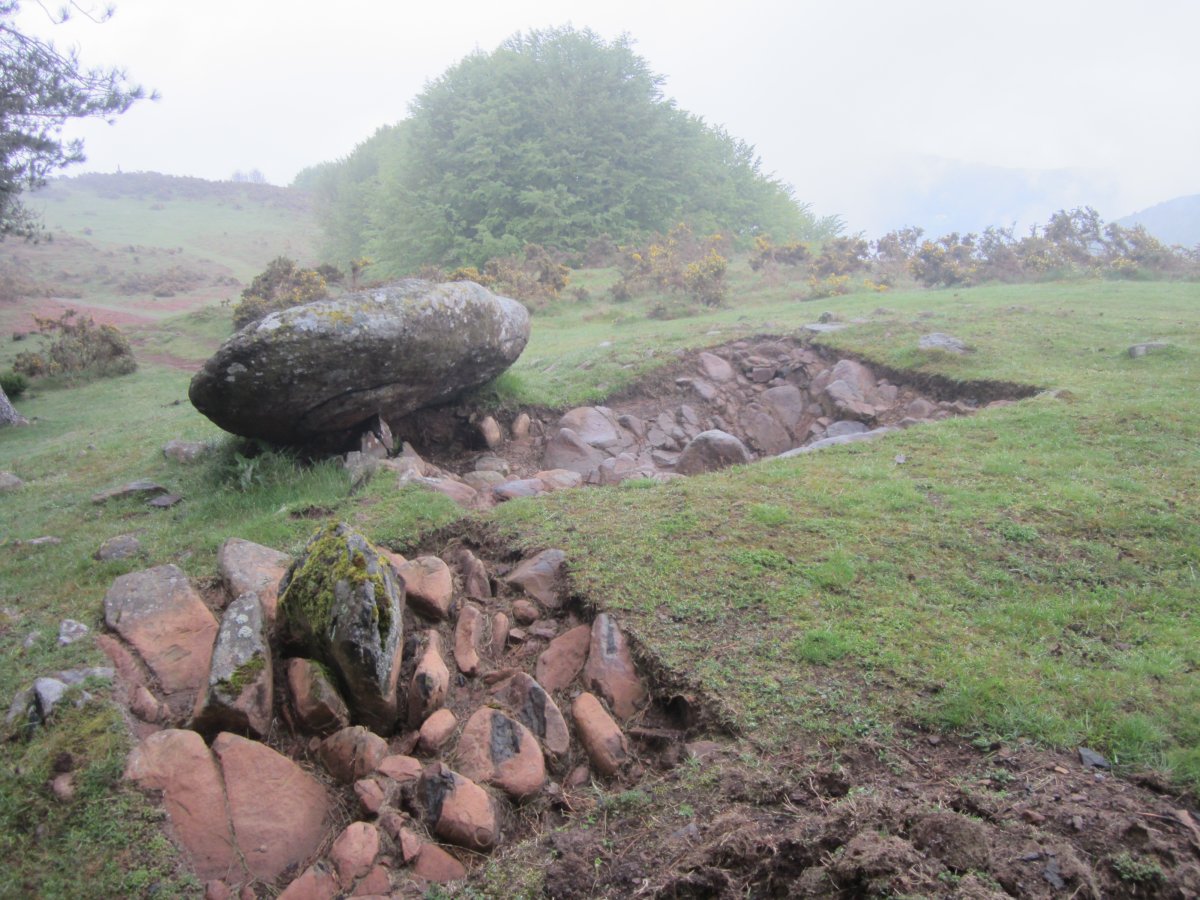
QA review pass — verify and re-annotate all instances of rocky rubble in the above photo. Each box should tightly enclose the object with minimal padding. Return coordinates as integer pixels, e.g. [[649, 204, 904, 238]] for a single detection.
[[369, 337, 1026, 508], [97, 526, 675, 895]]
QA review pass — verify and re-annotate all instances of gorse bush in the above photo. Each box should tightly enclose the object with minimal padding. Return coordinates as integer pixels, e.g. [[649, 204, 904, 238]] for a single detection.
[[231, 257, 329, 329], [0, 370, 28, 399], [12, 310, 136, 380], [613, 224, 730, 307]]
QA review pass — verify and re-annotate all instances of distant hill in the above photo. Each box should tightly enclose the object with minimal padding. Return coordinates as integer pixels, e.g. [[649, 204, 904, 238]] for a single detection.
[[1, 172, 318, 336], [1116, 195, 1200, 248]]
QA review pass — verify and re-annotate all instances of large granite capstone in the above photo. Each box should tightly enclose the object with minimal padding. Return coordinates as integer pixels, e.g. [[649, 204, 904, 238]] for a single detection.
[[188, 280, 531, 445]]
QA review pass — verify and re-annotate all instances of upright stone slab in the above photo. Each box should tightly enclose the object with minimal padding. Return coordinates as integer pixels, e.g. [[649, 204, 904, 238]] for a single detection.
[[192, 592, 272, 737], [277, 523, 405, 733], [217, 538, 290, 624]]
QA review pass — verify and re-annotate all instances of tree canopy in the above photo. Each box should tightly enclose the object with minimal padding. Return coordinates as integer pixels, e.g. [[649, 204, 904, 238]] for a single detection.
[[300, 28, 838, 276], [0, 1, 148, 239]]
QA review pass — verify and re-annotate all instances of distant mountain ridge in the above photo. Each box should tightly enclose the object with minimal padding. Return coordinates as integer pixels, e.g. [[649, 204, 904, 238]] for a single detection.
[[1116, 195, 1200, 248]]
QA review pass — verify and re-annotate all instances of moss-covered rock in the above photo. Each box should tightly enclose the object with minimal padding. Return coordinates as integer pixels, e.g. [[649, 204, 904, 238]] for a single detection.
[[277, 523, 405, 733], [188, 279, 531, 446]]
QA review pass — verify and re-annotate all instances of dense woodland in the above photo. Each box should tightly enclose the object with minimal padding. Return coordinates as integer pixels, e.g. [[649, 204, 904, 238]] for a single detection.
[[295, 28, 839, 277]]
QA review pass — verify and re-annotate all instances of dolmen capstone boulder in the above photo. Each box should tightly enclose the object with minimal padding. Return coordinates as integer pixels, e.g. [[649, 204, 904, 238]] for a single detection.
[[188, 279, 531, 446]]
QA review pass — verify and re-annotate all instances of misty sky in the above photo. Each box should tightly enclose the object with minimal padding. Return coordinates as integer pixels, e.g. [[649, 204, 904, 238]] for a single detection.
[[15, 0, 1200, 235]]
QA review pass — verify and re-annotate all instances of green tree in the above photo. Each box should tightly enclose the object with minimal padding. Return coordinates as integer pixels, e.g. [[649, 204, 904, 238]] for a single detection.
[[313, 28, 835, 275], [0, 1, 150, 239]]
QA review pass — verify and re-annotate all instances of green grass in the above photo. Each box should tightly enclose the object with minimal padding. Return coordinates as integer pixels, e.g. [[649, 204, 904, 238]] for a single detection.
[[1, 268, 1198, 895]]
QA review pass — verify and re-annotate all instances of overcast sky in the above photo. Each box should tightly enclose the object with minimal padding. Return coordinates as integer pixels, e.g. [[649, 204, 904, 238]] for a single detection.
[[15, 0, 1200, 235]]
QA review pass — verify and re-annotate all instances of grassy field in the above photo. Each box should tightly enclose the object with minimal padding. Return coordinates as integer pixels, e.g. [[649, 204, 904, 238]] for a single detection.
[[0, 269, 1197, 896]]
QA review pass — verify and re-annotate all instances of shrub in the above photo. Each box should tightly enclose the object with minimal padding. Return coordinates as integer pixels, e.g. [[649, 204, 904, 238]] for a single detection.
[[612, 224, 727, 309], [230, 257, 329, 329], [749, 235, 811, 271], [683, 248, 728, 306], [12, 310, 137, 380], [1, 370, 29, 399]]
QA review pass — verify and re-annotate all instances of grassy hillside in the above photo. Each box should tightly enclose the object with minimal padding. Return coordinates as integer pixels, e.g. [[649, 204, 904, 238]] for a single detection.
[[0, 173, 318, 341], [1, 270, 1197, 896]]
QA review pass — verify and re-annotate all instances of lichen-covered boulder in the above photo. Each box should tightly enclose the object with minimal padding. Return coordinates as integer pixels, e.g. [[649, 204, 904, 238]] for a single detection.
[[277, 523, 405, 733], [188, 279, 531, 445]]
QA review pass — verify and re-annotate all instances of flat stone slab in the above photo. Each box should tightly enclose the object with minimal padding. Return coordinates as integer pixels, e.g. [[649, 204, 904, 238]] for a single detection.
[[91, 480, 168, 504]]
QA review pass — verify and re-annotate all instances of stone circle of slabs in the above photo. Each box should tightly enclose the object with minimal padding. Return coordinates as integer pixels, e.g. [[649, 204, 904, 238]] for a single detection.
[[108, 533, 694, 895]]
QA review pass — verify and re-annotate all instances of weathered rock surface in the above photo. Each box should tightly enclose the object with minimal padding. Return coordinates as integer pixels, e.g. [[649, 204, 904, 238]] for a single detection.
[[277, 523, 404, 732], [454, 603, 483, 676], [455, 548, 492, 600], [217, 538, 290, 624], [676, 430, 752, 475], [188, 279, 531, 445], [91, 480, 168, 504], [0, 471, 22, 492], [95, 533, 142, 561], [192, 592, 272, 737], [396, 556, 453, 620], [408, 631, 450, 728], [505, 549, 567, 608], [103, 565, 218, 711], [286, 658, 350, 734], [490, 672, 570, 757], [584, 614, 647, 721], [455, 707, 546, 800], [278, 863, 339, 900], [572, 692, 629, 776], [420, 763, 500, 850], [320, 725, 388, 784], [417, 708, 458, 754], [920, 332, 969, 353], [163, 439, 209, 463], [212, 731, 332, 881], [330, 821, 380, 886], [536, 624, 591, 692], [123, 729, 236, 879]]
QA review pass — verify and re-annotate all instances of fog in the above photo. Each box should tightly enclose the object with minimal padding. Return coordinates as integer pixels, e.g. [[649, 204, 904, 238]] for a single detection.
[[15, 0, 1200, 235]]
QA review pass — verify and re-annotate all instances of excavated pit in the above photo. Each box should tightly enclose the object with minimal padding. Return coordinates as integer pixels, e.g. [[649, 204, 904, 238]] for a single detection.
[[373, 335, 1040, 505]]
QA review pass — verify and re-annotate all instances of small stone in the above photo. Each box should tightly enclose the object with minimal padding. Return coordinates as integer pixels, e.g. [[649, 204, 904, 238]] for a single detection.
[[584, 614, 647, 720], [536, 625, 590, 692], [919, 332, 969, 354], [455, 549, 492, 600], [130, 685, 165, 723], [352, 863, 391, 895], [388, 820, 422, 863], [454, 603, 483, 676], [354, 777, 387, 815], [408, 631, 450, 728], [455, 707, 546, 799], [417, 708, 458, 754], [147, 493, 183, 508], [675, 430, 752, 475], [1078, 747, 1110, 769], [566, 765, 590, 788], [91, 480, 168, 504], [397, 556, 454, 620], [0, 472, 23, 492], [478, 416, 503, 449], [492, 478, 545, 501], [163, 440, 209, 463], [511, 412, 532, 440], [697, 352, 735, 383], [506, 549, 567, 608], [376, 754, 422, 782], [529, 622, 557, 641], [50, 772, 75, 801], [412, 843, 467, 883], [320, 726, 389, 784], [331, 821, 380, 886], [57, 619, 90, 646], [1128, 341, 1169, 358], [572, 692, 629, 776], [508, 627, 526, 643], [95, 534, 142, 561], [203, 880, 232, 900], [286, 658, 351, 735], [420, 763, 500, 851], [490, 612, 509, 657], [511, 600, 539, 625], [473, 454, 511, 475], [277, 863, 338, 900], [535, 468, 583, 492]]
